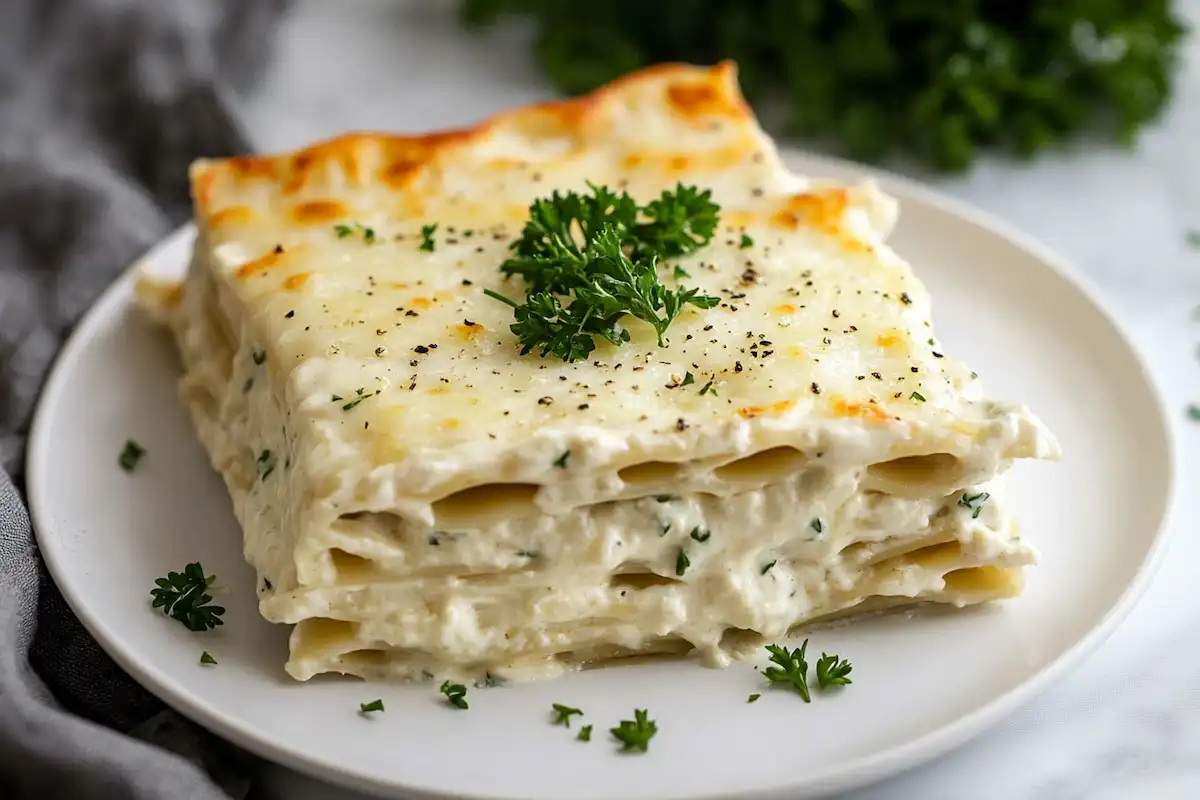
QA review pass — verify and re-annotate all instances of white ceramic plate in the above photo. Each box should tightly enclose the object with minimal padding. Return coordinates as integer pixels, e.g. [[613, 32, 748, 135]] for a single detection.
[[28, 151, 1175, 800]]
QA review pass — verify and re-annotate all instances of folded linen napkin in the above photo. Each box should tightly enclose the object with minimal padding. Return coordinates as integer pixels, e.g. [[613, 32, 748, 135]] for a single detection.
[[0, 1, 290, 797]]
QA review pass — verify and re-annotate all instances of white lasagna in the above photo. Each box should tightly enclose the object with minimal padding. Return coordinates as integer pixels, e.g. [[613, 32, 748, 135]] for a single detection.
[[138, 61, 1059, 683]]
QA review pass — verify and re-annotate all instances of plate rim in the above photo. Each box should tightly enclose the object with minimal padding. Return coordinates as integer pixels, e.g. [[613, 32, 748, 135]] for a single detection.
[[26, 147, 1179, 800]]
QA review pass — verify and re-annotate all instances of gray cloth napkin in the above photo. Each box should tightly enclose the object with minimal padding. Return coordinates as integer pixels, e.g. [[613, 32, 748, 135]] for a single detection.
[[0, 0, 289, 797]]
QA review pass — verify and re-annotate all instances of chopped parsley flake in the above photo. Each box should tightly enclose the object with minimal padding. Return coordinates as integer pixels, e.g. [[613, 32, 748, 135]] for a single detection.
[[910, 391, 927, 403], [958, 491, 990, 519], [199, 651, 217, 666], [359, 699, 385, 715], [739, 233, 754, 249], [1187, 404, 1200, 421], [763, 641, 811, 702], [815, 652, 853, 689], [747, 693, 761, 703], [761, 560, 776, 575], [673, 265, 690, 280], [439, 681, 468, 709], [242, 377, 254, 394], [689, 526, 711, 543], [698, 380, 717, 396], [552, 703, 583, 727], [334, 223, 376, 243], [118, 440, 146, 472], [516, 549, 539, 559], [420, 223, 438, 252], [553, 450, 571, 469], [681, 371, 695, 386], [810, 517, 824, 534], [577, 724, 593, 742], [251, 349, 266, 365], [675, 548, 690, 576], [610, 709, 657, 752], [149, 562, 224, 632]]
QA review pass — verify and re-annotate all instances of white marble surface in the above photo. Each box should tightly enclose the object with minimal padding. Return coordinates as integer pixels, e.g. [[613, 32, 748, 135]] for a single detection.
[[231, 2, 1200, 797]]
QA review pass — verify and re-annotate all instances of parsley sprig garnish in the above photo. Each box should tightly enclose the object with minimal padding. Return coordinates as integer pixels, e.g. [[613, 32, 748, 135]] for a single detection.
[[150, 562, 225, 632], [763, 641, 812, 702], [815, 652, 853, 688], [485, 183, 720, 361], [610, 709, 657, 752]]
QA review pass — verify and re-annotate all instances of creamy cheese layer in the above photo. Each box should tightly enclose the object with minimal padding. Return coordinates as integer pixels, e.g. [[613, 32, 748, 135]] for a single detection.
[[279, 491, 1029, 681]]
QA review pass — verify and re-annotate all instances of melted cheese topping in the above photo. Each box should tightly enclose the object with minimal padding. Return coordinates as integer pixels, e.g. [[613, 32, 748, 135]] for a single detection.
[[140, 61, 1058, 683]]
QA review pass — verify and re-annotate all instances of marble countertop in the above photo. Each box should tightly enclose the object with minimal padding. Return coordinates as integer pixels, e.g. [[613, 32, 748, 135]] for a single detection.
[[232, 2, 1200, 798]]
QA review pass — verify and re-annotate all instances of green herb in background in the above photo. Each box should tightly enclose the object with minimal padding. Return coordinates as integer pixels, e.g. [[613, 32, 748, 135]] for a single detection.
[[460, 0, 1185, 171]]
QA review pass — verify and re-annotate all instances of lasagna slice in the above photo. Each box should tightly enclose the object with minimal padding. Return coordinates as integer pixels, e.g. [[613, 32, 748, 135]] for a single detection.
[[138, 60, 1058, 683]]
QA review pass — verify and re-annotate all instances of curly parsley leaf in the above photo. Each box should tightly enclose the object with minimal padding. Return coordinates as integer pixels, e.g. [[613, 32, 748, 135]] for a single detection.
[[610, 708, 657, 752], [763, 641, 811, 702], [631, 183, 719, 260], [150, 562, 225, 632], [815, 652, 853, 689], [488, 184, 719, 361], [502, 183, 638, 294]]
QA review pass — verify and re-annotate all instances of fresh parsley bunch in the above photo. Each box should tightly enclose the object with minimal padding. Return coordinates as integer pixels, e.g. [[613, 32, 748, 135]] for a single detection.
[[486, 183, 720, 361], [461, 0, 1185, 170]]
